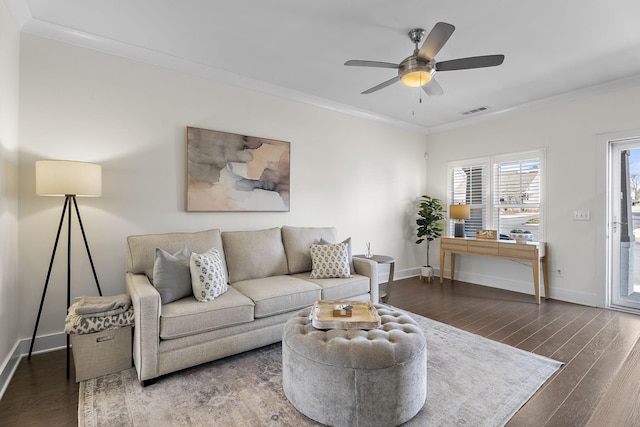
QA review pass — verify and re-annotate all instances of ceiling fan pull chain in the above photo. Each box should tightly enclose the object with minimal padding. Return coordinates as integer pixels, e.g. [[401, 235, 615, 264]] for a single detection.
[[412, 88, 416, 115]]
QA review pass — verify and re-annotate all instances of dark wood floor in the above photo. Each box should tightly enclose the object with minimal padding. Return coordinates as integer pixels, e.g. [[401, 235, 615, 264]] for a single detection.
[[0, 348, 78, 426], [2, 277, 640, 426]]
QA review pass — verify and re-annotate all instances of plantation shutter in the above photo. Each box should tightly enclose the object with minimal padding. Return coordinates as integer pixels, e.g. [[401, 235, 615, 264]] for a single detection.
[[449, 163, 487, 237], [493, 157, 541, 240]]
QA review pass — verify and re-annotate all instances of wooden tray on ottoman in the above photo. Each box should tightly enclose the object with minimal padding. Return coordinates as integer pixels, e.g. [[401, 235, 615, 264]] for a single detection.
[[309, 300, 381, 330]]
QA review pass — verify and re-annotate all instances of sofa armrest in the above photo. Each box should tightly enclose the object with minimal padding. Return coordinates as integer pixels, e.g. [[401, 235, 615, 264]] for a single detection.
[[352, 257, 379, 303], [126, 272, 161, 382]]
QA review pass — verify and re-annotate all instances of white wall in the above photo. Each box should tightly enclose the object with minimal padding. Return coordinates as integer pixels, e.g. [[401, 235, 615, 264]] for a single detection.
[[426, 83, 640, 305], [17, 34, 428, 343], [0, 0, 20, 387]]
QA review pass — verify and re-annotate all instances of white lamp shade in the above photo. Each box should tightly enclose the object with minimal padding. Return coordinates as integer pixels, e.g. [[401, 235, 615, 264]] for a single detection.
[[36, 160, 102, 196], [450, 204, 471, 220]]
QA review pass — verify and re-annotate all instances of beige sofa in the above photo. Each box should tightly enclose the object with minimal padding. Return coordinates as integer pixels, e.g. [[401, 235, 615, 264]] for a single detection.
[[125, 226, 378, 384]]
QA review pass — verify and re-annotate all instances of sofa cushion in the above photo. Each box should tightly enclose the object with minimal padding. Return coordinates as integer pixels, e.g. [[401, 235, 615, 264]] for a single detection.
[[222, 228, 288, 282], [231, 275, 321, 318], [159, 286, 254, 340], [309, 242, 352, 278], [190, 248, 227, 302], [281, 226, 337, 274], [293, 273, 371, 301], [126, 229, 226, 282], [153, 245, 192, 304]]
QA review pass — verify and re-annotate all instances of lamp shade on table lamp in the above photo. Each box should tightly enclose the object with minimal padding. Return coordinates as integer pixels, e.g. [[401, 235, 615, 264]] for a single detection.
[[450, 204, 470, 237], [36, 160, 101, 196]]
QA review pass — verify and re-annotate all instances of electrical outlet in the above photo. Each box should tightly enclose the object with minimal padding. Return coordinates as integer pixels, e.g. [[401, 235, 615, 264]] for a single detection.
[[573, 210, 591, 221], [554, 267, 563, 277]]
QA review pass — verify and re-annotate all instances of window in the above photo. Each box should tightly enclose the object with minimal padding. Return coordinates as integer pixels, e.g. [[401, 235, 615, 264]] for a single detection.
[[447, 150, 544, 241], [450, 162, 487, 235]]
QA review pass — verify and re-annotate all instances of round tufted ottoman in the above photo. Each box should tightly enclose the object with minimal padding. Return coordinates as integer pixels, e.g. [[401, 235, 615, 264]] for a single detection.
[[282, 304, 426, 427]]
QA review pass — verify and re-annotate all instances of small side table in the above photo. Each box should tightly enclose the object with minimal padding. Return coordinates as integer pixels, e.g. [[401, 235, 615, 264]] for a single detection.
[[354, 254, 395, 303]]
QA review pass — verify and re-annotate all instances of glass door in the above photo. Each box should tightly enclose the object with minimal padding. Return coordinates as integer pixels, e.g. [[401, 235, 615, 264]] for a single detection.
[[610, 140, 640, 312]]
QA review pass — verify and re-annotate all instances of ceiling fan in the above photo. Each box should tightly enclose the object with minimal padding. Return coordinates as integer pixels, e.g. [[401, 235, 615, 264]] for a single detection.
[[344, 22, 504, 96]]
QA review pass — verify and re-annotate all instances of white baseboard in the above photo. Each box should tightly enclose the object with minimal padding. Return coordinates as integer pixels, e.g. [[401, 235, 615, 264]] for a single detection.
[[378, 267, 421, 284], [0, 342, 21, 401], [387, 267, 598, 307], [0, 332, 67, 400], [435, 267, 598, 306]]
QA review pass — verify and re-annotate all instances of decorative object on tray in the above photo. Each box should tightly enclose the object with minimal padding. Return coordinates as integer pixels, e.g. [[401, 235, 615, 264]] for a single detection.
[[476, 229, 498, 240], [186, 126, 290, 212], [365, 242, 373, 258], [332, 303, 353, 317], [510, 229, 533, 243], [309, 300, 381, 329]]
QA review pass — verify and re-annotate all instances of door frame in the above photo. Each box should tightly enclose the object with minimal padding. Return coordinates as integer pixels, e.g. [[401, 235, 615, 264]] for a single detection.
[[597, 128, 640, 311]]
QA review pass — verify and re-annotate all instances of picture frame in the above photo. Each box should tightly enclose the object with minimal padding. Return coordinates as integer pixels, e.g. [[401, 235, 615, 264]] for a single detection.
[[186, 126, 290, 211]]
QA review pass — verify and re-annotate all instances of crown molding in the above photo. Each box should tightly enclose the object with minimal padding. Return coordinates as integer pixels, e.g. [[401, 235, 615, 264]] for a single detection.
[[15, 12, 429, 135]]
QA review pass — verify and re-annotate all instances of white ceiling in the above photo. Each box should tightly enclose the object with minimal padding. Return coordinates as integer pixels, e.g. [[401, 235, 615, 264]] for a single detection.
[[8, 0, 640, 132]]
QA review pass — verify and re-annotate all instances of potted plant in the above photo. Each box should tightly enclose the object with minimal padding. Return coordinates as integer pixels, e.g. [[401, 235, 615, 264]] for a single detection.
[[415, 195, 446, 280]]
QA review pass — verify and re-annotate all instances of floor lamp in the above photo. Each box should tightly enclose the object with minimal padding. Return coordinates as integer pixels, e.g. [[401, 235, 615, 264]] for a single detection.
[[28, 160, 103, 378]]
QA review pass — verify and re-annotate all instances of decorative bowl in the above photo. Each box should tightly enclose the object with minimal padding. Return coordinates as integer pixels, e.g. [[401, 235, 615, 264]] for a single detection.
[[510, 232, 533, 243]]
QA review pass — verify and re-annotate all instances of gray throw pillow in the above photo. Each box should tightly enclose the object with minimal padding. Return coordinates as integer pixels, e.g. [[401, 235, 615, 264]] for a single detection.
[[152, 245, 192, 304]]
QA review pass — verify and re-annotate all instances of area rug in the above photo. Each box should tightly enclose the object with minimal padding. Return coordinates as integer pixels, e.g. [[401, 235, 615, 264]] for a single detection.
[[79, 308, 562, 427]]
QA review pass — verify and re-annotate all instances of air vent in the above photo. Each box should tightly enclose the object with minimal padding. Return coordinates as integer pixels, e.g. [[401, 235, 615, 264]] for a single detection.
[[461, 105, 491, 116]]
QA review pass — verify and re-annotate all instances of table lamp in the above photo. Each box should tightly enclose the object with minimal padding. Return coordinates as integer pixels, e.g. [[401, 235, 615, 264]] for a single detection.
[[29, 160, 103, 378], [450, 204, 470, 238]]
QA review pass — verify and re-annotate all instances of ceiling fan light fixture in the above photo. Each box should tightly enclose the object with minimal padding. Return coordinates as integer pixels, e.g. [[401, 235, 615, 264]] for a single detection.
[[399, 56, 435, 88], [401, 70, 433, 87]]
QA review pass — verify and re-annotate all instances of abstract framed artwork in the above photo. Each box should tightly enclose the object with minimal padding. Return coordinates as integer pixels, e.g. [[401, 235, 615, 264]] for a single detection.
[[186, 127, 290, 211]]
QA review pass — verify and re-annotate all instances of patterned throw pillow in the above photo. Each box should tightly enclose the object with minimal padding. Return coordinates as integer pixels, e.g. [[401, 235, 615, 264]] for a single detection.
[[190, 248, 228, 302], [319, 237, 354, 272], [309, 242, 352, 279]]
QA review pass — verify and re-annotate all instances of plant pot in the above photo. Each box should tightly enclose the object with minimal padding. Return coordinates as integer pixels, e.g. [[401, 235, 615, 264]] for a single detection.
[[420, 266, 434, 282]]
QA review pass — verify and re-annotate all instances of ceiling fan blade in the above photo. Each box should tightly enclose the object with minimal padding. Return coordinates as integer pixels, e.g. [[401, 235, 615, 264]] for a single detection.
[[436, 54, 505, 71], [344, 60, 399, 69], [418, 22, 455, 60], [362, 76, 401, 94], [423, 78, 444, 96]]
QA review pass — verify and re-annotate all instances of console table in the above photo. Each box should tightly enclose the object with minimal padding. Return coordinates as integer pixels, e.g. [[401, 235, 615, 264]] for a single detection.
[[439, 237, 549, 304]]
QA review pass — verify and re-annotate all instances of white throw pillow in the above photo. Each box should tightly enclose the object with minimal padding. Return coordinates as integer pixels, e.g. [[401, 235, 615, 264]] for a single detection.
[[190, 248, 228, 302], [309, 242, 352, 279]]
